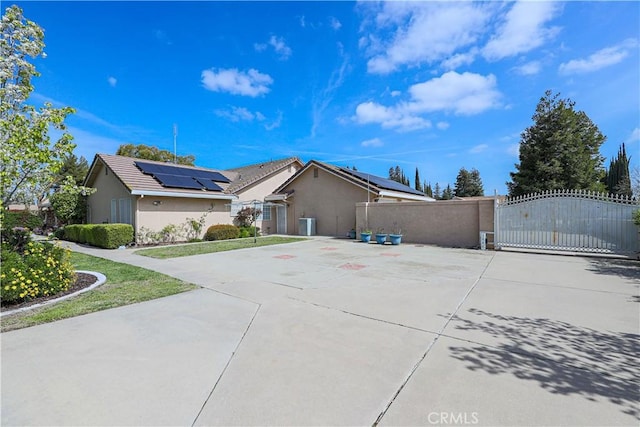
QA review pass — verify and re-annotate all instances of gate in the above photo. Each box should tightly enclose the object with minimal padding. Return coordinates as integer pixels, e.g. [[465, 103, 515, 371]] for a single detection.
[[495, 190, 639, 254]]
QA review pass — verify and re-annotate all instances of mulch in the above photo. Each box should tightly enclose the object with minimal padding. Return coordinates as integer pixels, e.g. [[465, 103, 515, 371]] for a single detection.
[[0, 272, 98, 313]]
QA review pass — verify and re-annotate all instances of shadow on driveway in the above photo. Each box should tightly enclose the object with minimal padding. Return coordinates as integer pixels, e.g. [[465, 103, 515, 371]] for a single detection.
[[447, 308, 639, 419]]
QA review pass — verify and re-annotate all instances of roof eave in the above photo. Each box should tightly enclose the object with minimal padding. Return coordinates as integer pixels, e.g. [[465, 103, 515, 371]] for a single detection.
[[130, 190, 237, 200], [377, 190, 435, 201]]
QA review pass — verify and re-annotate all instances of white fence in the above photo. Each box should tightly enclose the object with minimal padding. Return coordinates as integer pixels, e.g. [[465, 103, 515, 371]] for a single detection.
[[495, 190, 639, 254]]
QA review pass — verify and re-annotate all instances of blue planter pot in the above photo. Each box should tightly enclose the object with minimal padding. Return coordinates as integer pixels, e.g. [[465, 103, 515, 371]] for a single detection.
[[389, 234, 402, 245], [375, 233, 388, 244], [360, 232, 372, 243]]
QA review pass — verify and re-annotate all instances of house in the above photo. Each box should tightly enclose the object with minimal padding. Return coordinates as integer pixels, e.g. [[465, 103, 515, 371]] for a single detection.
[[83, 154, 302, 240], [266, 160, 435, 236]]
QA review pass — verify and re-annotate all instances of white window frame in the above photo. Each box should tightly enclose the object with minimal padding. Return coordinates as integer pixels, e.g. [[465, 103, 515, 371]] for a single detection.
[[262, 205, 271, 221]]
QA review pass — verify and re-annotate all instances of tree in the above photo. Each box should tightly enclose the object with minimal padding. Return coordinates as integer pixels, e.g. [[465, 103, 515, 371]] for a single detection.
[[1, 5, 76, 207], [454, 167, 484, 197], [116, 143, 196, 166], [603, 143, 632, 197], [507, 90, 606, 197], [388, 165, 409, 186], [433, 182, 441, 200], [441, 184, 454, 200], [57, 153, 89, 186], [49, 176, 96, 225], [424, 181, 433, 198], [414, 167, 423, 192]]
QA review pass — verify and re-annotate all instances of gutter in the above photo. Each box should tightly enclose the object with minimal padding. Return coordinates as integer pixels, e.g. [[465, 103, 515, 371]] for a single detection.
[[378, 190, 435, 202], [131, 190, 237, 200]]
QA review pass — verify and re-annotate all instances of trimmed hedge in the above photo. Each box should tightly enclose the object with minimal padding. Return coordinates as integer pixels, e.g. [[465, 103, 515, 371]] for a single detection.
[[64, 223, 134, 249], [204, 224, 240, 241], [1, 210, 43, 232]]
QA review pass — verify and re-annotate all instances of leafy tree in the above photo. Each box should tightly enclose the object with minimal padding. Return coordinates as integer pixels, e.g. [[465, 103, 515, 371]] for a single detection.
[[603, 143, 632, 197], [454, 167, 484, 197], [414, 167, 423, 192], [441, 184, 454, 200], [233, 206, 262, 228], [116, 143, 196, 166], [0, 5, 75, 207], [507, 90, 606, 196], [49, 176, 96, 225]]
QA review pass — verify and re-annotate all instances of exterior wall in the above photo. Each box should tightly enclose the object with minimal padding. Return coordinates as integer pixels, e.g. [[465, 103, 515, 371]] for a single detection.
[[279, 166, 372, 236], [87, 163, 134, 226], [235, 164, 301, 234], [137, 197, 232, 239], [356, 198, 495, 248]]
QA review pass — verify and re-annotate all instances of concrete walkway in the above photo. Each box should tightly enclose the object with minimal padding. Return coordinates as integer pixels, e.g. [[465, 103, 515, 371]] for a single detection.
[[2, 238, 638, 426]]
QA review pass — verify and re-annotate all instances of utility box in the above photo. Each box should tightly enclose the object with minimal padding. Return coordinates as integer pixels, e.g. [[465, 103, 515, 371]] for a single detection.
[[298, 218, 317, 236]]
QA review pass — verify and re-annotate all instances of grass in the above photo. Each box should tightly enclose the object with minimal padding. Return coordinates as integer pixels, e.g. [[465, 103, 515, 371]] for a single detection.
[[135, 236, 307, 259], [1, 252, 197, 333]]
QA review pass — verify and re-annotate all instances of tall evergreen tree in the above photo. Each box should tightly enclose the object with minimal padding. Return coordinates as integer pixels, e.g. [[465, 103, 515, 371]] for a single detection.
[[433, 182, 441, 200], [604, 143, 632, 197], [507, 90, 606, 196], [424, 181, 433, 197], [415, 167, 423, 192], [454, 167, 484, 197]]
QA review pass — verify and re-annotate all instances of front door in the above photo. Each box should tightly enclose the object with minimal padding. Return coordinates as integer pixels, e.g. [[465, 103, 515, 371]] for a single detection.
[[276, 205, 287, 234]]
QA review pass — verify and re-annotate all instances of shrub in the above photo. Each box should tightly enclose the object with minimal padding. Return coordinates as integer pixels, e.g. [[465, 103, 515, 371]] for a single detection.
[[233, 207, 261, 228], [239, 226, 261, 238], [1, 210, 43, 232], [633, 209, 640, 227], [62, 224, 134, 249], [1, 241, 75, 304], [2, 227, 32, 254], [204, 224, 240, 241]]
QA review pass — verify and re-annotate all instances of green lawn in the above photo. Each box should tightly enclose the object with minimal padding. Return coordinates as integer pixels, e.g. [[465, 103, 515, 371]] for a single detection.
[[0, 252, 197, 332], [135, 236, 307, 259]]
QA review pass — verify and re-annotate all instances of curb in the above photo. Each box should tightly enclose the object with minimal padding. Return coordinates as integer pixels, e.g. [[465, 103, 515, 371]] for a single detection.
[[0, 270, 107, 318]]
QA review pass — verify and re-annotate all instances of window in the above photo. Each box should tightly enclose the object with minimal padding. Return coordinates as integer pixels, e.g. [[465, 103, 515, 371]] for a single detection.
[[230, 201, 242, 217], [110, 198, 132, 224], [262, 206, 271, 221]]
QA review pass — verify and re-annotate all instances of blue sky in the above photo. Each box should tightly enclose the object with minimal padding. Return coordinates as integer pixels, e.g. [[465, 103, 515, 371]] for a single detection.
[[15, 1, 640, 195]]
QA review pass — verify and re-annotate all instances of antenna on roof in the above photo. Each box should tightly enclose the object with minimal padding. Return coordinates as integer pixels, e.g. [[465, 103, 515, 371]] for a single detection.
[[173, 124, 178, 164]]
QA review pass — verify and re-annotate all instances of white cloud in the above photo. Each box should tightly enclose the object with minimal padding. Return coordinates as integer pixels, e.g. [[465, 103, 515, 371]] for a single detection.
[[215, 106, 258, 122], [253, 42, 267, 52], [559, 39, 637, 75], [107, 76, 117, 87], [361, 2, 492, 74], [437, 121, 450, 130], [353, 71, 500, 131], [627, 127, 640, 143], [265, 111, 283, 131], [441, 49, 478, 70], [513, 61, 542, 76], [407, 71, 501, 115], [330, 17, 342, 31], [269, 35, 292, 60], [361, 137, 384, 148], [483, 2, 561, 61], [469, 143, 488, 154], [201, 68, 273, 97], [390, 90, 401, 97]]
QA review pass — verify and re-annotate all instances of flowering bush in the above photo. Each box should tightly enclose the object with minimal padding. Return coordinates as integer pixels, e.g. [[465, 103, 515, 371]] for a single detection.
[[1, 241, 75, 304]]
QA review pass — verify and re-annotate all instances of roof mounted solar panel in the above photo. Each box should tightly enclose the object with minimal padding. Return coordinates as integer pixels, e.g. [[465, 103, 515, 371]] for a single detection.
[[342, 168, 426, 196], [135, 160, 231, 183], [197, 179, 223, 191], [153, 173, 204, 190], [189, 169, 231, 183]]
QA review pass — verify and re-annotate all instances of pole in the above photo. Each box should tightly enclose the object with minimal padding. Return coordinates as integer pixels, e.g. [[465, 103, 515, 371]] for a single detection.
[[173, 124, 177, 164]]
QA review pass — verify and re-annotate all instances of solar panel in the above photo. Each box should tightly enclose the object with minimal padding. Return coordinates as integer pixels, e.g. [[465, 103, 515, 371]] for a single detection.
[[153, 173, 204, 190], [341, 168, 426, 196], [197, 179, 223, 191], [135, 161, 230, 183]]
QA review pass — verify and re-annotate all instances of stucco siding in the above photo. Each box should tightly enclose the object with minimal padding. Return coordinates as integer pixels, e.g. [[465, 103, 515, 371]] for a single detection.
[[279, 166, 372, 236], [356, 199, 495, 247], [87, 163, 134, 226]]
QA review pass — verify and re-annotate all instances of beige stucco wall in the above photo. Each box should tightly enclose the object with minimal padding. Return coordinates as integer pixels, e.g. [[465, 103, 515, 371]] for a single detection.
[[137, 196, 232, 239], [279, 166, 374, 236], [356, 198, 495, 248], [86, 163, 134, 226], [235, 164, 301, 234]]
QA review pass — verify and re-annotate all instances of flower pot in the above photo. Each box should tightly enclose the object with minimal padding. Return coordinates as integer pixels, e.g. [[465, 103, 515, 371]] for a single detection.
[[360, 232, 372, 243], [389, 234, 402, 245], [375, 233, 388, 244]]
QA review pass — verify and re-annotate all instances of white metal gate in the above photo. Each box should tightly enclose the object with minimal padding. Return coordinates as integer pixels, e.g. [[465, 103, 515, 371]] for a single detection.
[[495, 190, 639, 254]]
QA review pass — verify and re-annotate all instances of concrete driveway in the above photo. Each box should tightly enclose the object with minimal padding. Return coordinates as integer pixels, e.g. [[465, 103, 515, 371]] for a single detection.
[[2, 238, 638, 426]]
